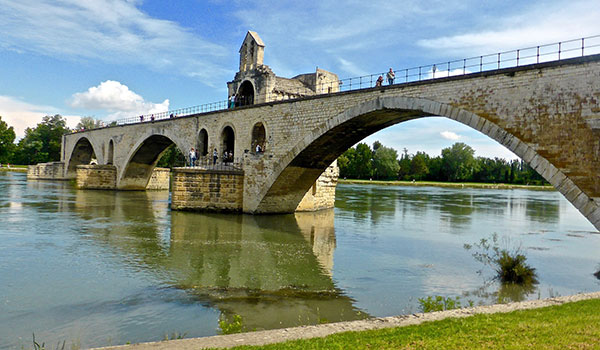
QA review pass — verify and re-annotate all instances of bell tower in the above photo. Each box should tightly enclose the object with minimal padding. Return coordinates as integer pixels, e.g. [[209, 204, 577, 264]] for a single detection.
[[239, 31, 265, 72]]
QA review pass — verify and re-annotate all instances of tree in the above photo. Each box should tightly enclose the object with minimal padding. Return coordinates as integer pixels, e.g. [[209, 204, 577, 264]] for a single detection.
[[410, 151, 430, 181], [0, 116, 16, 163], [76, 116, 102, 131], [397, 148, 411, 180], [353, 143, 373, 179], [373, 144, 399, 180], [14, 115, 70, 164], [441, 142, 477, 181]]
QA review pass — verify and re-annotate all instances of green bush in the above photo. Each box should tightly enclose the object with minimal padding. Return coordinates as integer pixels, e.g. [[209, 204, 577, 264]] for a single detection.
[[219, 314, 244, 334], [464, 233, 538, 285], [418, 295, 469, 313]]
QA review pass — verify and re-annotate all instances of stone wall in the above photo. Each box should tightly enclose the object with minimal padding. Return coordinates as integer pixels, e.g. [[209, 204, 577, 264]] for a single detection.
[[76, 165, 117, 189], [171, 168, 244, 212], [27, 162, 66, 180], [146, 167, 170, 190], [296, 161, 339, 212]]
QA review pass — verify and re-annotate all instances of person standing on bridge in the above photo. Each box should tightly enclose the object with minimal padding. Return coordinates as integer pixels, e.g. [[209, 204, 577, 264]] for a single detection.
[[189, 148, 197, 167], [229, 95, 236, 109], [387, 68, 395, 85], [213, 148, 218, 165], [376, 75, 383, 87]]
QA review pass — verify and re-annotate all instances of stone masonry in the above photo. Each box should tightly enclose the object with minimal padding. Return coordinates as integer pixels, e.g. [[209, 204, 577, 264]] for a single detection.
[[60, 53, 600, 229], [171, 168, 244, 212]]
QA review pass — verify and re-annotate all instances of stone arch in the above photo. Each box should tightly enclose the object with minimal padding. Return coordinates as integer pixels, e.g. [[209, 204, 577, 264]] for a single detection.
[[221, 125, 235, 161], [198, 128, 209, 157], [66, 136, 98, 177], [106, 139, 114, 165], [251, 122, 266, 153], [119, 134, 180, 189], [237, 80, 255, 107], [252, 95, 600, 230]]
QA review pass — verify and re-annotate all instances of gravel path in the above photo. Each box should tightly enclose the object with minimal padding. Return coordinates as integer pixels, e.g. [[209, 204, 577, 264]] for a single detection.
[[95, 291, 600, 350]]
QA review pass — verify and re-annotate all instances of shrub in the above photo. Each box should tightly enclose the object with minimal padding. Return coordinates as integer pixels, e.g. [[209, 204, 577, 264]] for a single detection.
[[418, 295, 469, 313], [219, 314, 244, 334], [464, 233, 538, 285]]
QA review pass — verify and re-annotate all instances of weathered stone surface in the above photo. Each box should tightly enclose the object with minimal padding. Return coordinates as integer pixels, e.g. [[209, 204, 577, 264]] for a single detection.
[[27, 162, 66, 180], [171, 167, 244, 212]]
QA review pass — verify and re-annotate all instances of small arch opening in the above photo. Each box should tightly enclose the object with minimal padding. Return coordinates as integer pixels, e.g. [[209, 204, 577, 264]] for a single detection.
[[107, 140, 114, 165], [221, 126, 235, 162], [198, 129, 209, 157], [251, 122, 266, 153], [237, 81, 255, 107]]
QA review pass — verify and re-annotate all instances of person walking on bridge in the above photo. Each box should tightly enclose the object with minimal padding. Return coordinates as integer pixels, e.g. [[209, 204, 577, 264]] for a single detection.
[[387, 68, 395, 85]]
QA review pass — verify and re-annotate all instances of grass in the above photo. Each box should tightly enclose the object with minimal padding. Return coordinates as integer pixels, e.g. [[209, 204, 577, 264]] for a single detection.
[[0, 165, 27, 172], [215, 298, 600, 349], [338, 178, 554, 191]]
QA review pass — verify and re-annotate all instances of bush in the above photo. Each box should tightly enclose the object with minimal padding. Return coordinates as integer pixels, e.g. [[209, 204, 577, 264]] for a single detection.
[[219, 314, 244, 334], [464, 233, 538, 285], [418, 295, 467, 313]]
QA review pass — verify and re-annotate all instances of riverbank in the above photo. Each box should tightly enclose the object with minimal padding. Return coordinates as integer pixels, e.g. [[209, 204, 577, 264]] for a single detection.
[[96, 291, 600, 350], [339, 178, 555, 191], [0, 165, 27, 172]]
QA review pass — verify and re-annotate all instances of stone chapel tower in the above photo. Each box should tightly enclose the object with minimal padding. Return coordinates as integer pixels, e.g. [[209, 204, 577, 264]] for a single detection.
[[228, 31, 339, 106]]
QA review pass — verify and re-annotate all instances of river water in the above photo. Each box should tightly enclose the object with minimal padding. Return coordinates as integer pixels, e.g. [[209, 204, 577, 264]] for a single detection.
[[1, 172, 599, 348]]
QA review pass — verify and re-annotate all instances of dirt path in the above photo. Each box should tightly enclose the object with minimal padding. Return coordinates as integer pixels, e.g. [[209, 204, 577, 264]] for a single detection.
[[94, 292, 600, 350]]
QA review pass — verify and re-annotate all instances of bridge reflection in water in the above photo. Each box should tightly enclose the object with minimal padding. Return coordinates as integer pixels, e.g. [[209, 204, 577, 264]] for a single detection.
[[72, 190, 367, 331]]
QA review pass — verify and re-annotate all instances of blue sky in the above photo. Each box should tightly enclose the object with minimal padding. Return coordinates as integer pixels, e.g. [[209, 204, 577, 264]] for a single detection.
[[1, 0, 599, 160]]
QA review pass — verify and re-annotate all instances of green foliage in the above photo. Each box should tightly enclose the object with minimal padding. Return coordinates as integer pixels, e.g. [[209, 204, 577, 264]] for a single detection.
[[156, 145, 185, 168], [32, 333, 66, 350], [338, 141, 547, 185], [0, 116, 16, 163], [441, 142, 476, 181], [372, 144, 399, 180], [163, 332, 187, 340], [418, 295, 469, 313], [464, 233, 538, 285], [75, 116, 103, 131], [219, 314, 244, 334], [14, 115, 70, 165]]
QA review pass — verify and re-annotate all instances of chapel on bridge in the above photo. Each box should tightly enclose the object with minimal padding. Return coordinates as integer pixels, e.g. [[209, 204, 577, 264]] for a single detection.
[[227, 31, 339, 106]]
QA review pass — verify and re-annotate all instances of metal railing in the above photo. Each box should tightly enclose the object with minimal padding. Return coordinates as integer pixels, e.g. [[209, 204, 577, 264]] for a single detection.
[[180, 155, 245, 171], [95, 34, 600, 129]]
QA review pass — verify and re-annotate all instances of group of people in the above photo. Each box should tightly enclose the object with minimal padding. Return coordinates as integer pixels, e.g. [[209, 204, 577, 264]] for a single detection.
[[376, 68, 396, 87]]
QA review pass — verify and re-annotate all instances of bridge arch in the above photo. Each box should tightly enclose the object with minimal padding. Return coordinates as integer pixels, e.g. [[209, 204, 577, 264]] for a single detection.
[[118, 134, 183, 189], [253, 95, 598, 228], [65, 136, 99, 177]]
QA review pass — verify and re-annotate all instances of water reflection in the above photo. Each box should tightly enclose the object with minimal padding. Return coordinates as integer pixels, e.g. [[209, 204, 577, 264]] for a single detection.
[[170, 210, 366, 330], [68, 189, 366, 330]]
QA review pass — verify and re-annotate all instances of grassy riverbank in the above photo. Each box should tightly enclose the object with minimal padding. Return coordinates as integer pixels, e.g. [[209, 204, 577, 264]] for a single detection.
[[339, 178, 555, 191], [221, 298, 600, 350], [0, 165, 27, 172]]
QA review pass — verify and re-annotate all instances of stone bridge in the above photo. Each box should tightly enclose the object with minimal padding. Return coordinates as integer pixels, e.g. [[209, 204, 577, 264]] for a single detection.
[[50, 54, 600, 229]]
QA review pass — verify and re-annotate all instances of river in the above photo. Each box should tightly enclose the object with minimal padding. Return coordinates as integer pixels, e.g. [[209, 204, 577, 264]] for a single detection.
[[1, 172, 599, 348]]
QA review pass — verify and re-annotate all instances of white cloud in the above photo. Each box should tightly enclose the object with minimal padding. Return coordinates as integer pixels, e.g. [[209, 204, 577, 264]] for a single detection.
[[440, 131, 461, 141], [417, 1, 600, 57], [69, 80, 169, 120], [0, 96, 80, 139], [0, 0, 229, 81]]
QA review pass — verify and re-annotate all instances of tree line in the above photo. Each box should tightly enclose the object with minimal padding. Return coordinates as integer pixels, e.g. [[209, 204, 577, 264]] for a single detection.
[[338, 141, 547, 185], [0, 115, 547, 185]]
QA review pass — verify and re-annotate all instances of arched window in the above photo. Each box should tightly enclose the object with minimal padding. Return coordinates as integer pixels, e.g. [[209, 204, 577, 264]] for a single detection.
[[198, 129, 208, 156], [107, 140, 114, 165], [221, 126, 235, 162], [251, 122, 266, 153], [237, 81, 255, 107]]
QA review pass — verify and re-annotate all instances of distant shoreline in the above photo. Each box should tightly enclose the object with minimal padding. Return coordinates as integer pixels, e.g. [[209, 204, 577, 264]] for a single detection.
[[0, 166, 27, 172], [338, 178, 555, 191]]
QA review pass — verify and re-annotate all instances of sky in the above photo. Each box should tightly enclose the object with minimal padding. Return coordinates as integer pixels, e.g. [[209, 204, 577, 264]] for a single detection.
[[1, 0, 600, 160]]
